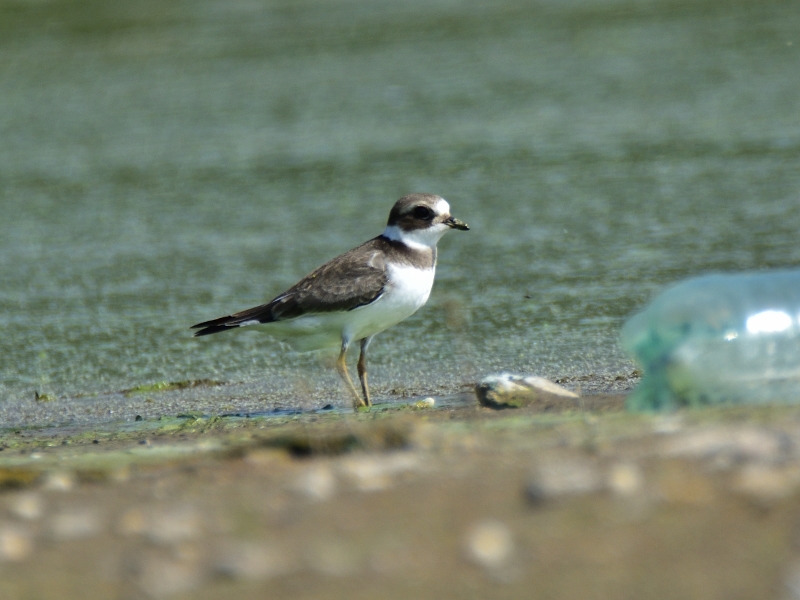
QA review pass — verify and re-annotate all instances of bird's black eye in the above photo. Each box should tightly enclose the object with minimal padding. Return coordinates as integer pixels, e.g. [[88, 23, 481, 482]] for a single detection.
[[412, 206, 433, 220]]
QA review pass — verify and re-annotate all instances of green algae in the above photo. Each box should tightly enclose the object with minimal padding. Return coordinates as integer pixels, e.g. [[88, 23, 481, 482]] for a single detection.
[[0, 466, 41, 489], [123, 380, 224, 396]]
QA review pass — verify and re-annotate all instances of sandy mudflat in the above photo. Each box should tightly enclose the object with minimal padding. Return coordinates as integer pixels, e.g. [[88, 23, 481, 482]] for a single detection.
[[1, 389, 800, 599]]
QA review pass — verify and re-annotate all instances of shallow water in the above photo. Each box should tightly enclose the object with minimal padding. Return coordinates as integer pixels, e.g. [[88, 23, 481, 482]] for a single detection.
[[1, 0, 799, 426]]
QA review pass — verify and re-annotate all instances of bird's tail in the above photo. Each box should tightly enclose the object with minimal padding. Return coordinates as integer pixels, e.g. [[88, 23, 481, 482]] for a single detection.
[[190, 303, 274, 336], [191, 316, 239, 337]]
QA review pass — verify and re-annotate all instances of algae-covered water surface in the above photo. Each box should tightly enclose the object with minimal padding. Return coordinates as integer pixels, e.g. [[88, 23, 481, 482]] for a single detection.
[[2, 0, 800, 427]]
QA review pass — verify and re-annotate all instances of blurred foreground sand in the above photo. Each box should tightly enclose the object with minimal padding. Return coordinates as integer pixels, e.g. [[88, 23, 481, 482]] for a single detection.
[[1, 393, 800, 599]]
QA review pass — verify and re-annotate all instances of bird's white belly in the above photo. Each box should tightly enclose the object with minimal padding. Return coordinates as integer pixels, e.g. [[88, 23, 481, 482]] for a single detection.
[[255, 264, 435, 351], [345, 263, 435, 341]]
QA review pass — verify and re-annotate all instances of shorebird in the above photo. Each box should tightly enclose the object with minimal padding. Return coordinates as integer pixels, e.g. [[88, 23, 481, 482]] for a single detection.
[[191, 193, 469, 409]]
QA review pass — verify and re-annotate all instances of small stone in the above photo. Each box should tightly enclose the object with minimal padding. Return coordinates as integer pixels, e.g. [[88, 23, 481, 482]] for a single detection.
[[664, 426, 785, 465], [136, 555, 203, 598], [465, 520, 513, 570], [526, 458, 602, 503], [0, 524, 33, 562], [293, 465, 336, 501], [608, 463, 644, 496], [110, 466, 131, 483], [652, 415, 684, 435], [475, 373, 578, 409], [50, 509, 102, 540], [145, 507, 203, 545], [215, 541, 293, 580], [414, 397, 435, 408], [339, 453, 419, 492], [42, 471, 75, 492], [117, 507, 147, 536], [732, 464, 800, 503], [8, 492, 44, 521], [244, 448, 285, 468]]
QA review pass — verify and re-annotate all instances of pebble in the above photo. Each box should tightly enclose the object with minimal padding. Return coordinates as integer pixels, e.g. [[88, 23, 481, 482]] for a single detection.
[[136, 555, 203, 599], [652, 415, 684, 435], [607, 463, 644, 496], [664, 427, 786, 465], [732, 464, 800, 502], [117, 507, 147, 536], [414, 397, 436, 408], [475, 373, 578, 409], [49, 509, 102, 540], [244, 448, 285, 468], [215, 540, 293, 580], [339, 453, 419, 492], [465, 520, 513, 570], [116, 505, 203, 545], [0, 524, 33, 562], [110, 466, 131, 483], [145, 507, 203, 546], [42, 471, 76, 492], [293, 465, 336, 501], [8, 492, 44, 521], [526, 458, 602, 503]]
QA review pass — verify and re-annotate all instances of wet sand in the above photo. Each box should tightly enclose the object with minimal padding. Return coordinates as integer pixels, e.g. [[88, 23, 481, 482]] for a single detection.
[[2, 385, 800, 599]]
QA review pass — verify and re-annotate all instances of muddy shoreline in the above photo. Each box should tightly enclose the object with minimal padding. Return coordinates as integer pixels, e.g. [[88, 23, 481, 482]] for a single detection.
[[1, 384, 799, 599]]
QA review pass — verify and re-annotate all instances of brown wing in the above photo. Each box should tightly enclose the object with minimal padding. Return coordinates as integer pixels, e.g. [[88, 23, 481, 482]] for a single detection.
[[191, 238, 387, 336]]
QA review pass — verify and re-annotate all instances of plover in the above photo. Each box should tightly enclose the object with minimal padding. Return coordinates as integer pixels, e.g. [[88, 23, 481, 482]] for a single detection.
[[191, 193, 469, 408]]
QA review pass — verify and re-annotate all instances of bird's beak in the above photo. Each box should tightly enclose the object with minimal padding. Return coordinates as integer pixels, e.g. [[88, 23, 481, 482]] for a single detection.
[[444, 216, 470, 231]]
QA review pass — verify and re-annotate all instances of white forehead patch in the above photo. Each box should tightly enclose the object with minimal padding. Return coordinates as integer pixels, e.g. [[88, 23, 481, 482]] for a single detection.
[[435, 198, 450, 215]]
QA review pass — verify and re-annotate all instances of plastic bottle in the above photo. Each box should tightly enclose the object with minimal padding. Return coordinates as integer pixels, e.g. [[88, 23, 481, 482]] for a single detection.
[[621, 269, 800, 410]]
